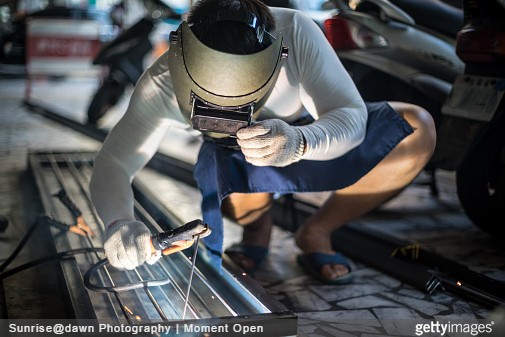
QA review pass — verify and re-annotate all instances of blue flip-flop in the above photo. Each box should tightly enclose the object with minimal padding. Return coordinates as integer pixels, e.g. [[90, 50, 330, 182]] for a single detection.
[[297, 252, 354, 285], [225, 243, 269, 273]]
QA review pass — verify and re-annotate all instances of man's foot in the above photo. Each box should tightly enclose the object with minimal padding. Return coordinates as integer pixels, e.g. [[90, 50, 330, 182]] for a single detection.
[[225, 213, 272, 273], [225, 243, 268, 273], [295, 224, 352, 283], [297, 252, 353, 284]]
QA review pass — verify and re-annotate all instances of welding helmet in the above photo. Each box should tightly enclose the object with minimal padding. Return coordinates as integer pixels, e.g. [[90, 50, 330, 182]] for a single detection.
[[167, 13, 288, 138]]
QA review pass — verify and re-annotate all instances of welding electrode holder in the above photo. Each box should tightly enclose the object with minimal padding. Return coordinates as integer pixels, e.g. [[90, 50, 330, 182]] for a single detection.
[[150, 219, 210, 253]]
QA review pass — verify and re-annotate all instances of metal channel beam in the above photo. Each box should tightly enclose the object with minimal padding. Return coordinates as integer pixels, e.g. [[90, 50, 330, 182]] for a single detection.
[[24, 150, 297, 336]]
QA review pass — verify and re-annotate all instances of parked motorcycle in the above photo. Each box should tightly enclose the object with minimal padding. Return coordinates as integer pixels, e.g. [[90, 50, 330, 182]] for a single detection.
[[86, 0, 184, 125], [323, 0, 505, 236]]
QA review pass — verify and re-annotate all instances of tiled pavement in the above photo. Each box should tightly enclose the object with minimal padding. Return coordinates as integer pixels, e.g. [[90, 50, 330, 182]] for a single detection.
[[1, 76, 505, 336]]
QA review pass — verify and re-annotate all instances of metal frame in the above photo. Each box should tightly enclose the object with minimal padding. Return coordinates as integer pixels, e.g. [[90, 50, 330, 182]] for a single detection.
[[23, 150, 297, 336]]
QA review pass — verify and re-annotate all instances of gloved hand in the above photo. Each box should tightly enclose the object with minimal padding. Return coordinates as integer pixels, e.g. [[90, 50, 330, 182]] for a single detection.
[[236, 119, 305, 167], [104, 219, 161, 270]]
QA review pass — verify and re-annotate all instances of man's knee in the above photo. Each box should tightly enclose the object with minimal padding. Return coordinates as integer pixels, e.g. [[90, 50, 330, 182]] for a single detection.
[[390, 101, 437, 157], [221, 193, 272, 225]]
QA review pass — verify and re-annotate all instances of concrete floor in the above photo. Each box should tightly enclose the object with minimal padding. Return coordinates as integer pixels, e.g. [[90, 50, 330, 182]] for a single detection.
[[1, 76, 505, 336]]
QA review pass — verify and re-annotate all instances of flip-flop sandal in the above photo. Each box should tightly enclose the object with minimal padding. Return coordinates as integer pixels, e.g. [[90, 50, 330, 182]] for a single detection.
[[297, 252, 354, 285], [225, 243, 269, 273]]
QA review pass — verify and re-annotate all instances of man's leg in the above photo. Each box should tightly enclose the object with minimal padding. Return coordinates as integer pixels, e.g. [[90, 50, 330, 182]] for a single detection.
[[295, 102, 437, 282], [221, 192, 273, 271]]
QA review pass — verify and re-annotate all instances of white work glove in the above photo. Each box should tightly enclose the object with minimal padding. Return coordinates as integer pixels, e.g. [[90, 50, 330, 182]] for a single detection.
[[236, 119, 305, 167], [104, 219, 161, 270]]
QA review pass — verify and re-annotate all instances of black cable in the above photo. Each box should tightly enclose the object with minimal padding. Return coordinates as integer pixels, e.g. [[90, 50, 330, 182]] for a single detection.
[[84, 258, 171, 293], [0, 213, 170, 293], [0, 248, 103, 280], [0, 214, 45, 272]]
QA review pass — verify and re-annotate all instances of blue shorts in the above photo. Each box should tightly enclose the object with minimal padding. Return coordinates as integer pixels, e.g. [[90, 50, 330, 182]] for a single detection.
[[194, 101, 413, 268]]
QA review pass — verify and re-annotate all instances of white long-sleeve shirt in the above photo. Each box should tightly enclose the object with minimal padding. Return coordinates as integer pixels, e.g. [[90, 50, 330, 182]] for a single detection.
[[90, 7, 367, 225]]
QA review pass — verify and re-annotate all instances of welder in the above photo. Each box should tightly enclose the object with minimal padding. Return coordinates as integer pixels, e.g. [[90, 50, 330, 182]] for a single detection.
[[89, 0, 436, 284]]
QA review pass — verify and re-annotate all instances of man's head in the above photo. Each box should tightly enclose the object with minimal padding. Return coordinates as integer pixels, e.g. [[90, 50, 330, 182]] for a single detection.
[[187, 0, 275, 55], [167, 0, 287, 137]]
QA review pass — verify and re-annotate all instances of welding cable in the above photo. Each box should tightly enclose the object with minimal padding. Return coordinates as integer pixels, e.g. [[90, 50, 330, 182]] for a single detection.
[[0, 248, 104, 280], [84, 258, 172, 293], [0, 214, 50, 272]]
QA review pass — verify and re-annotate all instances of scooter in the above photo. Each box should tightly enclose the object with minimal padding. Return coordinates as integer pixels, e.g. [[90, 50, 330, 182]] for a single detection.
[[323, 0, 505, 236], [86, 0, 184, 125]]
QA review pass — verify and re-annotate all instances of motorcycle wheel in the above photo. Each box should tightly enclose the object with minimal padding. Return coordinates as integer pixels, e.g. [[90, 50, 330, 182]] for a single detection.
[[87, 79, 125, 124], [456, 110, 505, 237]]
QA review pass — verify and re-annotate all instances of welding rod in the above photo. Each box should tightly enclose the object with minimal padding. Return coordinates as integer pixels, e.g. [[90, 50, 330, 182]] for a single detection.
[[182, 234, 201, 319]]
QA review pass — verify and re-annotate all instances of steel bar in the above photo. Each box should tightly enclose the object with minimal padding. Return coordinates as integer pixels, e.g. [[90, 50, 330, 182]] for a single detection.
[[183, 234, 200, 319]]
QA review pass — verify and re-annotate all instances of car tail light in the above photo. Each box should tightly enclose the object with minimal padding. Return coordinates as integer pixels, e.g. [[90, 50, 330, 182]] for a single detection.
[[456, 29, 505, 63], [324, 16, 388, 51]]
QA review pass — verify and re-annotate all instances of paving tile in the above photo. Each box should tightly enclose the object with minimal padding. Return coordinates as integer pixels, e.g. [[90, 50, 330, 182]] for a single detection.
[[372, 308, 422, 335], [329, 323, 382, 334], [381, 293, 450, 316], [266, 275, 313, 293], [286, 289, 332, 311], [374, 274, 403, 288], [310, 284, 390, 302], [305, 333, 329, 337], [337, 295, 402, 310], [297, 310, 380, 325], [397, 289, 427, 299], [318, 325, 357, 337]]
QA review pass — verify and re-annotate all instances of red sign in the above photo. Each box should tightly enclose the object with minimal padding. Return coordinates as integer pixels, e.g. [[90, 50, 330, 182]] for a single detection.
[[27, 36, 101, 58]]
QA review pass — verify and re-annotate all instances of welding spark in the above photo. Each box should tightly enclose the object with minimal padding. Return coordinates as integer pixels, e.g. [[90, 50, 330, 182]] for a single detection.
[[456, 281, 462, 286]]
